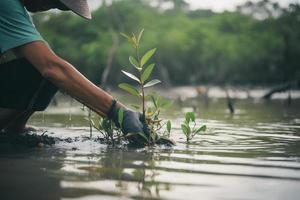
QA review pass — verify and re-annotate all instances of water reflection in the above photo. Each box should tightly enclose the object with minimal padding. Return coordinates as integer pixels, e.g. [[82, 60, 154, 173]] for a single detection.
[[0, 148, 63, 200], [59, 148, 173, 199]]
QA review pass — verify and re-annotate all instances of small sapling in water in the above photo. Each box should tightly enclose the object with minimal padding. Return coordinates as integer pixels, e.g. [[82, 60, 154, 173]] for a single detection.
[[119, 29, 161, 120], [181, 112, 206, 143], [119, 29, 175, 145]]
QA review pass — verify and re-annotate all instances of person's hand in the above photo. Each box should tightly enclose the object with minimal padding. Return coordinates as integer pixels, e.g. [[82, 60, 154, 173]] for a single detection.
[[107, 99, 176, 146], [107, 100, 149, 146]]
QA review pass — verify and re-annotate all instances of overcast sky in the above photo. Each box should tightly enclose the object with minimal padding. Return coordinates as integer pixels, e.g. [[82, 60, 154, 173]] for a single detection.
[[88, 0, 300, 12], [186, 0, 300, 12]]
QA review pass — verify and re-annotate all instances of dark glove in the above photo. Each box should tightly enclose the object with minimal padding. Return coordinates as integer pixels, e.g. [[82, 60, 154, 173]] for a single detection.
[[107, 100, 149, 146]]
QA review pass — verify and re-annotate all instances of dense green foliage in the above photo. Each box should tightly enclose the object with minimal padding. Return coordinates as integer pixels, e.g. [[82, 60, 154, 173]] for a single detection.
[[33, 0, 300, 86]]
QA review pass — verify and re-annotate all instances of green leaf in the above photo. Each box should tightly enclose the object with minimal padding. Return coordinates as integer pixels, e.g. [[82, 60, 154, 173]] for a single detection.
[[137, 29, 144, 44], [151, 132, 157, 143], [151, 96, 157, 109], [144, 79, 161, 88], [146, 107, 153, 116], [141, 64, 155, 83], [98, 118, 103, 129], [118, 83, 140, 97], [118, 109, 124, 128], [129, 56, 140, 69], [167, 120, 172, 133], [121, 33, 135, 46], [190, 112, 196, 122], [196, 125, 207, 134], [141, 48, 156, 67], [181, 124, 189, 135], [185, 113, 190, 124], [121, 70, 140, 83], [185, 112, 195, 123], [155, 96, 161, 108], [131, 34, 138, 46], [120, 33, 130, 39]]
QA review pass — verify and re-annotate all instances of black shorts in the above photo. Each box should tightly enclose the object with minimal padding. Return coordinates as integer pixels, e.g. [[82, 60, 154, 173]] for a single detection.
[[0, 58, 58, 111]]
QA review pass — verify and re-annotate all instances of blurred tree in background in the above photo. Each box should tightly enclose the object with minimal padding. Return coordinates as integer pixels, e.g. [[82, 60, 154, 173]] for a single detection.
[[32, 0, 300, 86]]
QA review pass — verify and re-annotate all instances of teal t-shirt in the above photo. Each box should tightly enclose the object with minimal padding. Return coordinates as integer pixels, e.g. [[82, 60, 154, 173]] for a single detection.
[[0, 0, 43, 54]]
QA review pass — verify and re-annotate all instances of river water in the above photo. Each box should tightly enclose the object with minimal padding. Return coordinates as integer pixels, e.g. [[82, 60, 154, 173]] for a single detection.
[[1, 91, 300, 200]]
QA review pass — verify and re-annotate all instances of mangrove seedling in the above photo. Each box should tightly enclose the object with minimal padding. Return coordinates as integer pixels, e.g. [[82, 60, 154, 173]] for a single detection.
[[91, 111, 124, 145], [119, 29, 161, 120], [147, 94, 173, 138], [181, 112, 206, 143], [119, 29, 165, 145], [83, 106, 124, 145]]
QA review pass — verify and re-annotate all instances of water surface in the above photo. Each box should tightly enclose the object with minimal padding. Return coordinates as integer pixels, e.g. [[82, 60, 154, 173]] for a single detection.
[[1, 94, 300, 200]]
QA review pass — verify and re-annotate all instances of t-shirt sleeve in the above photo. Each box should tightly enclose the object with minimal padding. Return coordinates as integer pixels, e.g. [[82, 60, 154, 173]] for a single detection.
[[0, 0, 44, 54]]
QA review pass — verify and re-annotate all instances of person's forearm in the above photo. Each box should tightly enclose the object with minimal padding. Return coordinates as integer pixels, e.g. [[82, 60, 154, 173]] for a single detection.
[[17, 41, 117, 117], [45, 58, 113, 116]]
